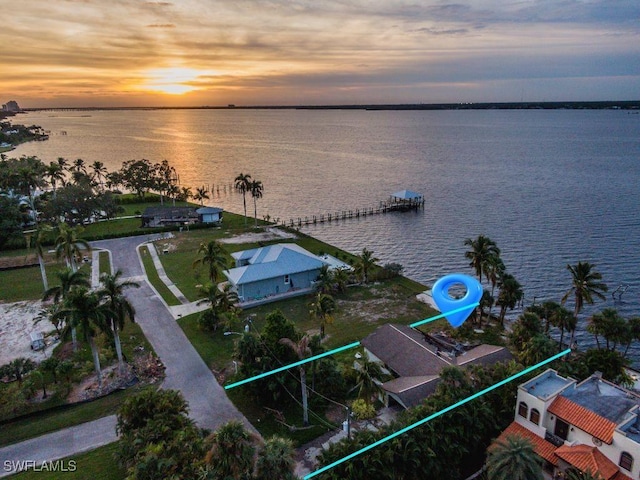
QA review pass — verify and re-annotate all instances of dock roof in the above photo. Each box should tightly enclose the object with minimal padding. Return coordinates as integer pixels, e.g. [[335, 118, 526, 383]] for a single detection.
[[391, 189, 423, 200]]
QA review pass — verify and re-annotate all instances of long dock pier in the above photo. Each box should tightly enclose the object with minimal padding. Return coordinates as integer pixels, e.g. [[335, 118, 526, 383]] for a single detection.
[[279, 198, 424, 228]]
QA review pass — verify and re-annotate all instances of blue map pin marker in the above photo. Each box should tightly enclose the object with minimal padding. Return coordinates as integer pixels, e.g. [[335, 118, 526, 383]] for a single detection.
[[431, 273, 482, 327]]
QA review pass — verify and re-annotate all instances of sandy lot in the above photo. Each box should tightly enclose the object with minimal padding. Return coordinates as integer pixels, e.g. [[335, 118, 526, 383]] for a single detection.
[[218, 226, 298, 244], [0, 301, 57, 365]]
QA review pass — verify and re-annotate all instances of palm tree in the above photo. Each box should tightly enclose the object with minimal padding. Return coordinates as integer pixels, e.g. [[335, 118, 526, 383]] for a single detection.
[[487, 435, 543, 480], [464, 235, 501, 282], [255, 436, 296, 480], [43, 267, 90, 351], [355, 247, 378, 284], [234, 173, 252, 226], [54, 223, 91, 272], [43, 267, 90, 304], [623, 316, 640, 358], [562, 261, 608, 348], [565, 468, 604, 480], [71, 158, 87, 174], [351, 358, 383, 401], [205, 420, 258, 479], [193, 240, 228, 283], [98, 270, 139, 374], [193, 185, 209, 206], [56, 156, 70, 172], [550, 305, 576, 350], [179, 186, 192, 202], [55, 287, 109, 384], [314, 265, 334, 294], [279, 335, 312, 426], [309, 292, 336, 338], [478, 289, 494, 328], [90, 161, 108, 190], [45, 161, 65, 195], [496, 273, 523, 326], [28, 225, 51, 291], [250, 179, 263, 227], [196, 283, 240, 331]]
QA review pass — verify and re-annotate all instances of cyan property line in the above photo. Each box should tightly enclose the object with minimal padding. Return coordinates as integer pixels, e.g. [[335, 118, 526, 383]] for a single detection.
[[304, 348, 572, 479], [224, 304, 478, 390], [409, 302, 479, 328], [224, 341, 362, 390]]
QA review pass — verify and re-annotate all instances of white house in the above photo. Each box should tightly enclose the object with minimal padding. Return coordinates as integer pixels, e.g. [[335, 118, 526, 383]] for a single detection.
[[492, 369, 640, 480]]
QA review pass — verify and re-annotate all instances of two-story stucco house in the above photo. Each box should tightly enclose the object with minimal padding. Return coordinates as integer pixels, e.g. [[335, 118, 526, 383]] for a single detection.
[[492, 369, 640, 479]]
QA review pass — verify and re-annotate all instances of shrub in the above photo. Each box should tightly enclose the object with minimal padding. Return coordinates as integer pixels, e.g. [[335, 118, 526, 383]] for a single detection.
[[351, 398, 376, 420]]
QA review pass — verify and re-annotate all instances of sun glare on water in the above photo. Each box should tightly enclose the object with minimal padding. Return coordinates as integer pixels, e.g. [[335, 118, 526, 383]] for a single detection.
[[142, 67, 204, 95]]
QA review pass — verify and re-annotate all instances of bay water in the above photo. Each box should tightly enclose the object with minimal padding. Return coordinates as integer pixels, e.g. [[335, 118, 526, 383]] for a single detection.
[[13, 108, 640, 366]]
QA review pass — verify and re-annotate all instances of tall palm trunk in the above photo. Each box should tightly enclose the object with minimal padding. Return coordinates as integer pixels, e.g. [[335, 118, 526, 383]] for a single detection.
[[299, 367, 309, 426], [568, 306, 579, 348], [253, 198, 258, 227], [37, 251, 48, 291], [88, 337, 102, 385], [112, 321, 125, 374]]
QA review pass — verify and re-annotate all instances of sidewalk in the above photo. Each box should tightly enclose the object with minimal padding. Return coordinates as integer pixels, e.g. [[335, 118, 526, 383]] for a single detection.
[[0, 416, 118, 478]]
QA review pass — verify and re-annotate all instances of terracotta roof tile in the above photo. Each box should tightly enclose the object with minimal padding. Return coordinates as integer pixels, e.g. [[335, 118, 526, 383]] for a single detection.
[[491, 422, 559, 466], [555, 444, 619, 480], [612, 472, 633, 480], [548, 396, 617, 444]]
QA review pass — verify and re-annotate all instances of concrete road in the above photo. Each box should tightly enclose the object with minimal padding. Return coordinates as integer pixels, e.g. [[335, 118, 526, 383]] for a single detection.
[[92, 235, 256, 433], [0, 234, 256, 477]]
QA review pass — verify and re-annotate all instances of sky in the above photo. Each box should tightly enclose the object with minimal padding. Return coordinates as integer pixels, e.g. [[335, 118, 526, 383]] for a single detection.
[[2, 0, 639, 107]]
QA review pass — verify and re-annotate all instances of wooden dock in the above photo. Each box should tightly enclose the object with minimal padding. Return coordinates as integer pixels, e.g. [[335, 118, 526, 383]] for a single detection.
[[279, 198, 424, 228]]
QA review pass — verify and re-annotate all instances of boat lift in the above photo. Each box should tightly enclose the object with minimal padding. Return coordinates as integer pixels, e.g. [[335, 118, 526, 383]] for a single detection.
[[611, 283, 629, 300]]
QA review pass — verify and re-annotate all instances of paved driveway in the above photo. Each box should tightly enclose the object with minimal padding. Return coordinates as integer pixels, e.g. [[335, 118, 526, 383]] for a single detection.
[[92, 235, 256, 433], [0, 234, 256, 477]]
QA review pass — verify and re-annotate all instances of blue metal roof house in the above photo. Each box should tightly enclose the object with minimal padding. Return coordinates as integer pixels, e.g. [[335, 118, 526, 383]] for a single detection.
[[223, 243, 330, 303]]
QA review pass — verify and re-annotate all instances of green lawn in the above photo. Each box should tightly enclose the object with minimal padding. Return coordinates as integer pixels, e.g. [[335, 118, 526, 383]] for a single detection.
[[98, 251, 111, 275], [80, 218, 144, 239], [0, 262, 92, 303], [0, 385, 154, 448], [10, 442, 126, 480], [139, 246, 181, 306]]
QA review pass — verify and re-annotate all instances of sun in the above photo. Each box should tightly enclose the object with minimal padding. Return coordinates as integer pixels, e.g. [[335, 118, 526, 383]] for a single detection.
[[142, 67, 204, 95]]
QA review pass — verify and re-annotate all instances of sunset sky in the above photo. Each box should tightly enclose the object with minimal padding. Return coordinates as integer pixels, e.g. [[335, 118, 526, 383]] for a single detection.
[[2, 0, 639, 107]]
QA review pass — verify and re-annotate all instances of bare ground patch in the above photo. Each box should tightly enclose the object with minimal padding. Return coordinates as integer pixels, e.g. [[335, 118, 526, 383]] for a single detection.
[[0, 301, 58, 365]]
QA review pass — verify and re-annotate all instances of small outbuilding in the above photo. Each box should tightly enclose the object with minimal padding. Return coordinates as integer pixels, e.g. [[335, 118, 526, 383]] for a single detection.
[[196, 207, 223, 224]]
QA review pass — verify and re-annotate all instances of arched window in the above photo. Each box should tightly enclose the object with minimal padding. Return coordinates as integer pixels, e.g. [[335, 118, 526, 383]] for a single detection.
[[529, 408, 540, 425], [619, 451, 633, 471], [518, 401, 528, 418]]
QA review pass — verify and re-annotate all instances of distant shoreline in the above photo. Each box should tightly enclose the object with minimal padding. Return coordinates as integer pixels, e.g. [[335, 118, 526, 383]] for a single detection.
[[21, 100, 640, 112]]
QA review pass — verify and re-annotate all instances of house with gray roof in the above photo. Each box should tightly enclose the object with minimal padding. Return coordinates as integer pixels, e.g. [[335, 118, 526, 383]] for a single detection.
[[223, 243, 331, 304], [361, 323, 512, 409]]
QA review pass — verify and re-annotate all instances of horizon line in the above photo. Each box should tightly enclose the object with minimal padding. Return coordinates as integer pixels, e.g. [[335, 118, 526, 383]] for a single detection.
[[7, 99, 640, 112]]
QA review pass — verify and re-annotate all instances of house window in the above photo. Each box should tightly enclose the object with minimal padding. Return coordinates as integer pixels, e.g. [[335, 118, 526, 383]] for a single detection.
[[518, 401, 528, 418], [619, 451, 633, 471], [284, 274, 290, 285], [529, 409, 540, 425]]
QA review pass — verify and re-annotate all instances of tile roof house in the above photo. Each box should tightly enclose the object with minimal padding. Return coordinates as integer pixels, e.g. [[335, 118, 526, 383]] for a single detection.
[[223, 243, 330, 304], [492, 369, 640, 480], [360, 323, 512, 409]]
